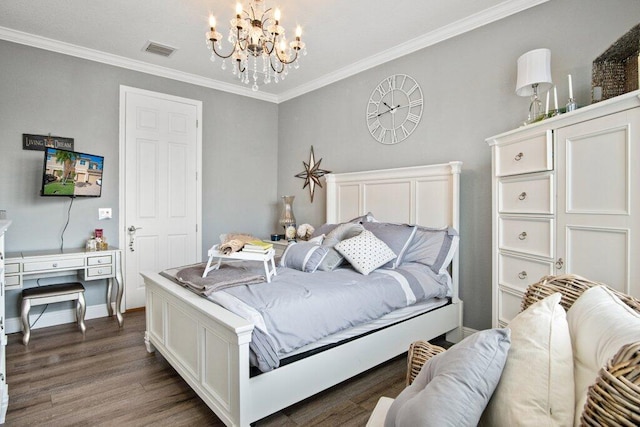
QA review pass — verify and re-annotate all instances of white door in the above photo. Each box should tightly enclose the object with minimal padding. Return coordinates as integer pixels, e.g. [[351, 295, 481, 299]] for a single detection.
[[120, 86, 202, 309]]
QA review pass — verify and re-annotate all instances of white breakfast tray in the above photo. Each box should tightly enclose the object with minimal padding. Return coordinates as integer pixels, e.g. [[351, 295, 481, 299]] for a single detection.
[[202, 244, 277, 282]]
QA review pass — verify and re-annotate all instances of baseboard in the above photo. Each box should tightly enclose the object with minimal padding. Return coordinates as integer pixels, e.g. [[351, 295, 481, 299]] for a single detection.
[[462, 326, 478, 339], [5, 302, 116, 334]]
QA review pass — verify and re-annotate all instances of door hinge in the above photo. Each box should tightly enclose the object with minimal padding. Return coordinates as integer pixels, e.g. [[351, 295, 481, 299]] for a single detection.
[[196, 224, 198, 232], [196, 119, 199, 128]]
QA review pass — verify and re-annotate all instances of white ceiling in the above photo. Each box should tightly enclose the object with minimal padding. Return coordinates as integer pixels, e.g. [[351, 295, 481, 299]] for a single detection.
[[0, 0, 547, 103]]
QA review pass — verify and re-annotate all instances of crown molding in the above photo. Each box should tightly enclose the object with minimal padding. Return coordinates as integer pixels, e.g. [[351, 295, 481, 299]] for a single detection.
[[0, 26, 278, 103], [0, 0, 548, 104], [276, 0, 550, 102]]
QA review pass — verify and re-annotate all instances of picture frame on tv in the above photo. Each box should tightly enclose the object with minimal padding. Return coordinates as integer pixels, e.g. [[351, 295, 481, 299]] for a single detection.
[[41, 147, 104, 197]]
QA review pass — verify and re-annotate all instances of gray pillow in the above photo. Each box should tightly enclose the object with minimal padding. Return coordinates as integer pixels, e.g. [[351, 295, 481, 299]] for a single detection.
[[316, 247, 344, 272], [384, 328, 511, 427], [363, 222, 417, 268], [348, 211, 376, 224], [312, 223, 339, 238], [402, 226, 459, 274], [316, 223, 364, 271], [323, 223, 364, 247], [279, 242, 329, 273]]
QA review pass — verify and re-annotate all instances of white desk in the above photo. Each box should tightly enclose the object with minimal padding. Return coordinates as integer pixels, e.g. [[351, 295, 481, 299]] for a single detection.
[[5, 247, 124, 327]]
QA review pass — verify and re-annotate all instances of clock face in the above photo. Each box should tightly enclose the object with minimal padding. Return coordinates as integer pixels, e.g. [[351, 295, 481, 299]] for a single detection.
[[366, 74, 424, 145]]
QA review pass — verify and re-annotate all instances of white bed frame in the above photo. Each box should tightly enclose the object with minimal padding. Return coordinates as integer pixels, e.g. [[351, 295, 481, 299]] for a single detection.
[[142, 161, 463, 426]]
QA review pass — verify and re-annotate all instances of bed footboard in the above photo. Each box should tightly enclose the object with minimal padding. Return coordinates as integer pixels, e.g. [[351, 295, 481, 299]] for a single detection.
[[143, 272, 254, 426], [143, 271, 463, 426]]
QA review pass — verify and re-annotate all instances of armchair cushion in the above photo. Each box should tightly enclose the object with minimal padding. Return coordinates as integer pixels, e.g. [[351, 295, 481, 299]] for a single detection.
[[481, 292, 575, 426], [384, 328, 510, 427], [567, 285, 640, 424]]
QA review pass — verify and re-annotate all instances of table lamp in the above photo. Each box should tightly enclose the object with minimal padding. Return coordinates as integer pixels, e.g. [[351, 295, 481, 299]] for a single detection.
[[516, 48, 552, 124]]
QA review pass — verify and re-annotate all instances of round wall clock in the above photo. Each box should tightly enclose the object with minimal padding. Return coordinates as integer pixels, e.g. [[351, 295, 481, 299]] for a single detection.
[[366, 74, 424, 145]]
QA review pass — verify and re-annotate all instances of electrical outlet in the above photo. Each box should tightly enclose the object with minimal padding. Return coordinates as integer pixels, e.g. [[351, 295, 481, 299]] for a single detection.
[[98, 208, 112, 220]]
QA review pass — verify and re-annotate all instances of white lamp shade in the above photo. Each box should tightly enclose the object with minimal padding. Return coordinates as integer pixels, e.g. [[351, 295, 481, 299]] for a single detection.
[[516, 48, 553, 96]]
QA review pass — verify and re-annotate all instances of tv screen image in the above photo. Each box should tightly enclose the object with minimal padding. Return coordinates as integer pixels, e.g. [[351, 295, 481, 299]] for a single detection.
[[41, 148, 104, 197]]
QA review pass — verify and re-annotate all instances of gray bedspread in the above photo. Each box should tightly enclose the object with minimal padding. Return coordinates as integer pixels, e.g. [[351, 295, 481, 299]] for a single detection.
[[206, 262, 450, 372]]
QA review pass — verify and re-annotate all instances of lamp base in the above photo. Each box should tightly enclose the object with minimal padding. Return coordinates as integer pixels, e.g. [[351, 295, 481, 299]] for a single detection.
[[523, 83, 547, 125]]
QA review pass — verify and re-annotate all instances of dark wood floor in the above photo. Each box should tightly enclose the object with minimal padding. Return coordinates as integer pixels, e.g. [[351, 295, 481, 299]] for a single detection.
[[4, 311, 409, 426]]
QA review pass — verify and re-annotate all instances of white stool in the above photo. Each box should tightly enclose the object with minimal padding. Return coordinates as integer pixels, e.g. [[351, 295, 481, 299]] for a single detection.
[[21, 282, 86, 345]]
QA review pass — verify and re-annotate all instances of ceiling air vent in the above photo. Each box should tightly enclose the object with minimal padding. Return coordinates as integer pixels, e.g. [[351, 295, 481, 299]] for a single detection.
[[142, 41, 177, 57]]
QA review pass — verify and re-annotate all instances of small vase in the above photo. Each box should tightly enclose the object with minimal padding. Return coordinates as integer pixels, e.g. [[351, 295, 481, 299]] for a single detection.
[[279, 196, 296, 240]]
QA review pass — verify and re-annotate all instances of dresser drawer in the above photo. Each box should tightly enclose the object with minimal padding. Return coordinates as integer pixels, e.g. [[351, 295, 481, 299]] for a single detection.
[[499, 252, 554, 293], [499, 216, 554, 258], [498, 173, 554, 214], [4, 275, 20, 289], [495, 130, 552, 177], [85, 265, 113, 279], [23, 258, 85, 272], [497, 286, 524, 326], [4, 263, 19, 274], [87, 255, 112, 266]]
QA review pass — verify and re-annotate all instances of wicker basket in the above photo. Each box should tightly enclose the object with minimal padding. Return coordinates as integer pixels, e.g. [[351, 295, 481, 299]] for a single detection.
[[406, 340, 445, 386], [592, 23, 640, 103], [581, 342, 640, 426], [521, 274, 640, 314]]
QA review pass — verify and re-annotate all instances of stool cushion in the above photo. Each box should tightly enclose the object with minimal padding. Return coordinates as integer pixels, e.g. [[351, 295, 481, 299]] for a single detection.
[[22, 282, 85, 299]]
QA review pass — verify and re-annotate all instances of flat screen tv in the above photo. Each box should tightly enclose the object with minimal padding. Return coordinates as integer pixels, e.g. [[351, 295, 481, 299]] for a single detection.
[[41, 147, 104, 197]]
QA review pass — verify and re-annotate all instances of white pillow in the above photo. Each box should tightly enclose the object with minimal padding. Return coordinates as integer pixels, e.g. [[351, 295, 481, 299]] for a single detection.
[[480, 293, 574, 426], [567, 285, 640, 425], [335, 230, 396, 275]]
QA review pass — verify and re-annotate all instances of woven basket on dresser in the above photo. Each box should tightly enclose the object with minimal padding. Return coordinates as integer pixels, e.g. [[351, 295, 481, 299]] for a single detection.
[[404, 274, 640, 425]]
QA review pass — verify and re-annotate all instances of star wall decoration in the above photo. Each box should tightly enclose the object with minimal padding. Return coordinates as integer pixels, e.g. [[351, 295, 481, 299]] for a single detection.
[[295, 146, 331, 203]]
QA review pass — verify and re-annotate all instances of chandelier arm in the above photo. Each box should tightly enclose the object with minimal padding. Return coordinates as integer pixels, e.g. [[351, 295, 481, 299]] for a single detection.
[[270, 56, 285, 74], [274, 48, 299, 65], [210, 41, 237, 60]]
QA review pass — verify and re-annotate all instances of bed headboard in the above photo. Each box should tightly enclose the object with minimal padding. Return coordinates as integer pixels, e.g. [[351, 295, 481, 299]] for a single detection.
[[325, 161, 462, 302]]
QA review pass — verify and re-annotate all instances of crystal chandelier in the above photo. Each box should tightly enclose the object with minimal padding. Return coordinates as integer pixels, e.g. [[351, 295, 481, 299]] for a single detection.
[[206, 0, 306, 91]]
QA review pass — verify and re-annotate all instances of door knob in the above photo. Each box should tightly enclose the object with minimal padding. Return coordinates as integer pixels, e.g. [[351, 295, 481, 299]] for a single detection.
[[128, 225, 142, 233], [128, 226, 142, 251]]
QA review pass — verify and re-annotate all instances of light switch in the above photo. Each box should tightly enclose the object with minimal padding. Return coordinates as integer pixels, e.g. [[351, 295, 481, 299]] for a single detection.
[[99, 208, 112, 220]]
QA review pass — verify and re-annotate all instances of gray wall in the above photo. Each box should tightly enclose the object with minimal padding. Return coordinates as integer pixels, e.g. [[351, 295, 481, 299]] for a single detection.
[[1, 0, 639, 329], [0, 40, 278, 317], [276, 0, 640, 330]]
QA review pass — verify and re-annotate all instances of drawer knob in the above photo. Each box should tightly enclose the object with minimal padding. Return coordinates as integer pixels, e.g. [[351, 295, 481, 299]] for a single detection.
[[555, 258, 564, 269], [514, 152, 524, 161], [52, 263, 58, 268], [518, 192, 527, 200], [518, 232, 527, 240], [98, 259, 103, 264], [518, 271, 528, 280]]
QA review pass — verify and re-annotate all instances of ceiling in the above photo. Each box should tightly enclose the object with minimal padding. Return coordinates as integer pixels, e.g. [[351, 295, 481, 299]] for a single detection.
[[0, 0, 547, 103]]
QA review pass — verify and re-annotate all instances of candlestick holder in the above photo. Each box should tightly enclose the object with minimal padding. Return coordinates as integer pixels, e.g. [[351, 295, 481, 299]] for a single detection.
[[566, 98, 577, 113]]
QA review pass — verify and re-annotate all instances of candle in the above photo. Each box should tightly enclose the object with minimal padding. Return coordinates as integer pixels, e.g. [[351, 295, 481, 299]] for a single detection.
[[568, 74, 574, 99], [554, 86, 558, 110], [209, 15, 216, 29], [545, 92, 549, 115]]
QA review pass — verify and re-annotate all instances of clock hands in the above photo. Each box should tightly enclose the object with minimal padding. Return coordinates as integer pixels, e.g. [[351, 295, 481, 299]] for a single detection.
[[377, 102, 401, 117]]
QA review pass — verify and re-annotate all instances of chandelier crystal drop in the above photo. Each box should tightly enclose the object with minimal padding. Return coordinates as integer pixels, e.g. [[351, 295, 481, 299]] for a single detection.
[[206, 0, 306, 91]]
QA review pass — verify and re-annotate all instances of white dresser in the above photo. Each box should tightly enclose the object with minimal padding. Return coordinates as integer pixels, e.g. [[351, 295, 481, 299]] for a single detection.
[[0, 220, 11, 423], [487, 91, 640, 327]]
